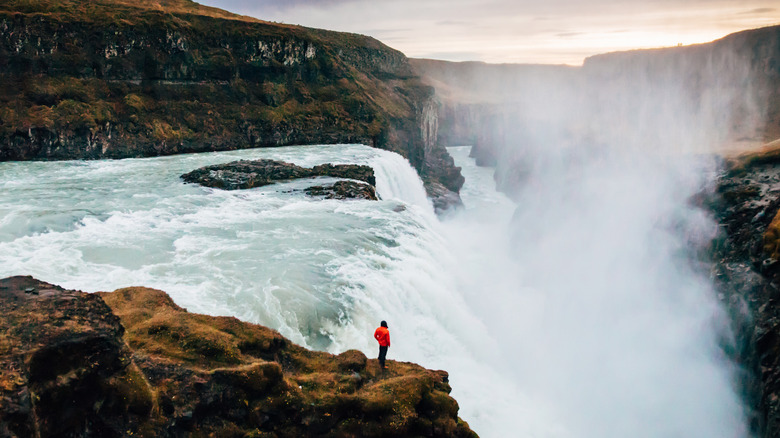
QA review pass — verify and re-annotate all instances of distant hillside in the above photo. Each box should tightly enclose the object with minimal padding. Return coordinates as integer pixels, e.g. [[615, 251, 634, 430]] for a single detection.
[[584, 25, 780, 142], [410, 59, 578, 105], [413, 24, 780, 438], [410, 59, 578, 149], [412, 25, 780, 169], [0, 0, 463, 203]]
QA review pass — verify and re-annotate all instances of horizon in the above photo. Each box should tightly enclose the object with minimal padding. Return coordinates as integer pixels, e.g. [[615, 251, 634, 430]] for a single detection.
[[197, 0, 780, 65]]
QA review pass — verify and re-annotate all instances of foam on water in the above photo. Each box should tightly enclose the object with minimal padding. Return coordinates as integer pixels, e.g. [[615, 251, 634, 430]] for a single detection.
[[0, 145, 441, 349]]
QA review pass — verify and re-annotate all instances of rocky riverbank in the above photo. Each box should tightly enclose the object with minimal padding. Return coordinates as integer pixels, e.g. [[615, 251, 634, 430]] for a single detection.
[[0, 276, 477, 437]]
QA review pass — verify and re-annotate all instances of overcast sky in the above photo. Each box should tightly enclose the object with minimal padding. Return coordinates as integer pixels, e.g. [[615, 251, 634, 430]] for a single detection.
[[199, 0, 780, 65]]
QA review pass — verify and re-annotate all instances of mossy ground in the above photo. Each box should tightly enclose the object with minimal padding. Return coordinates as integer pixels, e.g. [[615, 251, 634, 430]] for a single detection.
[[96, 286, 477, 437]]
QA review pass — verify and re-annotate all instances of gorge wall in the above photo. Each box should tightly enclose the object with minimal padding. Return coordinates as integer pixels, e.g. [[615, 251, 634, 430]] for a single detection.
[[0, 0, 463, 203], [413, 24, 780, 437], [412, 25, 780, 198]]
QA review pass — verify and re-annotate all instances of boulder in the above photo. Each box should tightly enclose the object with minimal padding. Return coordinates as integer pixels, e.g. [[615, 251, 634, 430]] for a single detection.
[[181, 159, 320, 190], [304, 180, 378, 200], [181, 159, 379, 200]]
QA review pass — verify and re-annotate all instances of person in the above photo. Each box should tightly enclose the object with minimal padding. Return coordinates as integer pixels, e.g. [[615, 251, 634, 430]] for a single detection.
[[374, 320, 390, 369]]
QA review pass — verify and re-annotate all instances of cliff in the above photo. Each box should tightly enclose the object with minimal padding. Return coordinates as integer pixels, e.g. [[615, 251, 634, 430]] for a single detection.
[[0, 0, 463, 205], [703, 143, 780, 437], [412, 25, 780, 198], [413, 25, 780, 436], [0, 276, 478, 437], [583, 24, 780, 144], [409, 59, 578, 155]]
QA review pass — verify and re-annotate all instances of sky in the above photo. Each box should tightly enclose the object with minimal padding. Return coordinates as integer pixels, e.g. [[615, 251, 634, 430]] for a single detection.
[[198, 0, 780, 65]]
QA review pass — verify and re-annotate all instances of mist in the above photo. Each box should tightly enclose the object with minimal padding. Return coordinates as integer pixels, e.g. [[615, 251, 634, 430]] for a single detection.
[[435, 40, 769, 436]]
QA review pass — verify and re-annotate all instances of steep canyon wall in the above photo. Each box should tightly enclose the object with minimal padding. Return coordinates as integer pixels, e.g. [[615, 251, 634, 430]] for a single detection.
[[412, 25, 780, 198], [413, 24, 780, 437]]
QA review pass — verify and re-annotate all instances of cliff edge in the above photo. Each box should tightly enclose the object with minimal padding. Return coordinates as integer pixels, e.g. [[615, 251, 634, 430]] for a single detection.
[[0, 276, 477, 437]]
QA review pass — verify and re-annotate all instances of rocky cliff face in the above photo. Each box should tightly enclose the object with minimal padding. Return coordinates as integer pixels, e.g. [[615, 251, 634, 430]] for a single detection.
[[582, 25, 779, 145], [0, 0, 463, 205], [703, 145, 780, 437], [0, 276, 478, 437]]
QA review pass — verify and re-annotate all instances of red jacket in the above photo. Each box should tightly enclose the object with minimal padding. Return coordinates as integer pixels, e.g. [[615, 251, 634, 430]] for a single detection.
[[374, 326, 390, 347]]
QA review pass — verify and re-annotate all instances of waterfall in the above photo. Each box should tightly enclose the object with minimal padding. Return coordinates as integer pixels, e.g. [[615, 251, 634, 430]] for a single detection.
[[0, 143, 747, 437], [370, 150, 433, 212]]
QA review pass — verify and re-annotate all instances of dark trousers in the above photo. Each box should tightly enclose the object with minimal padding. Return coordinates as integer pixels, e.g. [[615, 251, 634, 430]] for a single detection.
[[378, 346, 388, 368]]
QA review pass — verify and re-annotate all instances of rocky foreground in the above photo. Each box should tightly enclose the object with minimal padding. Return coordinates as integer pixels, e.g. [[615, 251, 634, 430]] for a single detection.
[[181, 159, 378, 201], [0, 276, 477, 437]]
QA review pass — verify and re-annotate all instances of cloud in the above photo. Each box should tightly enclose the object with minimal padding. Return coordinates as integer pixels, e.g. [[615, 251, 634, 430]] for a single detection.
[[739, 7, 776, 14], [416, 51, 485, 62], [198, 0, 780, 64], [436, 20, 474, 27]]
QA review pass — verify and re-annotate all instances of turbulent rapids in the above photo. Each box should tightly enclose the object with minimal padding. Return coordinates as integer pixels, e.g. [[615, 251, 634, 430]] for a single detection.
[[0, 144, 747, 437]]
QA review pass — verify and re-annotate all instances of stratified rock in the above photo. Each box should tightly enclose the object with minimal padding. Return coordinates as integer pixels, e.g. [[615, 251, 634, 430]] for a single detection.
[[305, 180, 378, 200], [181, 159, 376, 191], [0, 277, 478, 438]]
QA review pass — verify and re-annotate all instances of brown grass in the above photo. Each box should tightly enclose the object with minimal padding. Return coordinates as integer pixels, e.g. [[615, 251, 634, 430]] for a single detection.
[[98, 287, 287, 369]]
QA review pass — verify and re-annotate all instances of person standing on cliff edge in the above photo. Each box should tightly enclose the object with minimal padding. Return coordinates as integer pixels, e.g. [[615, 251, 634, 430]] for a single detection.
[[374, 321, 390, 369]]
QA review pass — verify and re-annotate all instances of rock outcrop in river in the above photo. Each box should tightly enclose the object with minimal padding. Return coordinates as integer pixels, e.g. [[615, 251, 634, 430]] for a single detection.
[[181, 159, 378, 200], [304, 180, 378, 201], [0, 276, 477, 437], [0, 0, 463, 208]]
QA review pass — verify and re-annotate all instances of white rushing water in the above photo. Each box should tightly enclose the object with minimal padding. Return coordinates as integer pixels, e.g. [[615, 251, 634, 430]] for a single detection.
[[0, 143, 745, 437]]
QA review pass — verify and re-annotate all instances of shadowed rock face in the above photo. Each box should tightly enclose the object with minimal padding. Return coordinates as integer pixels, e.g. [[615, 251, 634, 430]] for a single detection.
[[0, 276, 477, 437], [702, 148, 780, 437], [0, 276, 134, 438], [180, 158, 379, 201]]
